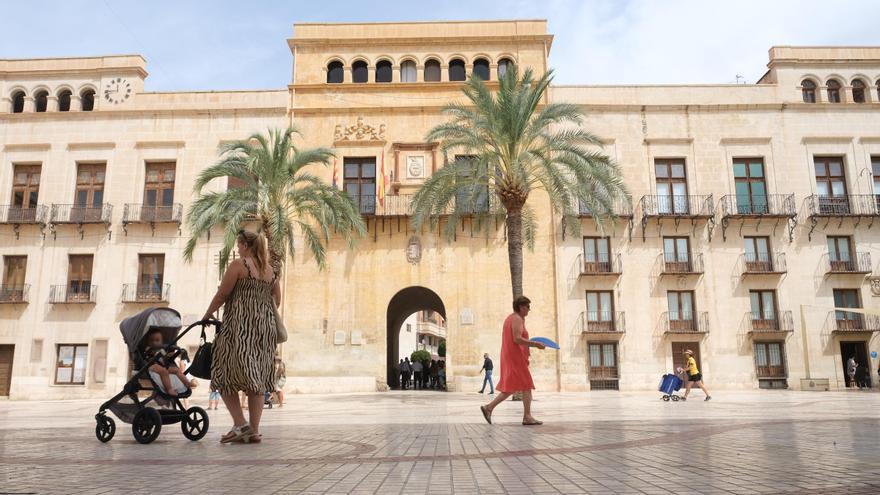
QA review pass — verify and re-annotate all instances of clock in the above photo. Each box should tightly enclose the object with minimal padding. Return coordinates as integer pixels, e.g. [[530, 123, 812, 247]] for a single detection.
[[103, 77, 132, 104]]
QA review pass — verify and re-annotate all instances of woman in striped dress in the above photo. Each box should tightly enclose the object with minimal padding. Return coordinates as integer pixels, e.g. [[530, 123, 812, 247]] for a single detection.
[[202, 230, 280, 444]]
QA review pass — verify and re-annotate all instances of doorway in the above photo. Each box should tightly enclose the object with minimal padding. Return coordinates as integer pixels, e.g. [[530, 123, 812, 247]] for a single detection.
[[386, 286, 446, 389], [671, 342, 701, 373], [840, 341, 870, 388], [0, 345, 14, 396]]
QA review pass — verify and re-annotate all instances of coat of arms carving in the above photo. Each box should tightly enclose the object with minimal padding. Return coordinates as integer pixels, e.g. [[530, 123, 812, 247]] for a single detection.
[[334, 116, 386, 142]]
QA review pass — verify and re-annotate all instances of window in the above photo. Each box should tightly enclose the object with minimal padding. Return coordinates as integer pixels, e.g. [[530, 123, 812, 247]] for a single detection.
[[583, 237, 611, 273], [137, 254, 165, 301], [343, 157, 376, 214], [833, 288, 862, 329], [655, 159, 688, 214], [754, 342, 786, 380], [667, 291, 695, 330], [34, 90, 48, 112], [877, 79, 880, 101], [814, 156, 849, 214], [663, 237, 691, 272], [375, 60, 392, 83], [453, 155, 489, 214], [424, 59, 441, 82], [73, 163, 106, 222], [67, 255, 94, 302], [143, 162, 175, 221], [11, 90, 25, 113], [11, 164, 41, 222], [744, 236, 771, 271], [852, 79, 867, 103], [750, 290, 778, 330], [55, 344, 88, 385], [449, 58, 466, 81], [80, 89, 95, 111], [498, 58, 513, 78], [586, 291, 614, 331], [326, 61, 344, 84], [473, 58, 490, 81], [801, 80, 816, 103], [873, 156, 880, 210], [58, 90, 72, 112], [400, 60, 417, 83], [588, 342, 619, 390], [826, 79, 841, 103], [1, 256, 27, 302], [827, 236, 853, 271], [352, 60, 368, 83], [732, 158, 767, 214]]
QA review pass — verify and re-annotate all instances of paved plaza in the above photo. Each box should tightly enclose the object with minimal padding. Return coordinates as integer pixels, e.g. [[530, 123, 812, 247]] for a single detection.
[[2, 390, 880, 494]]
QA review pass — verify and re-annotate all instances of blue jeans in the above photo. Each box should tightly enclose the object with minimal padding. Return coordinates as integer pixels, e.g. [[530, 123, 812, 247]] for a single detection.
[[480, 370, 494, 393]]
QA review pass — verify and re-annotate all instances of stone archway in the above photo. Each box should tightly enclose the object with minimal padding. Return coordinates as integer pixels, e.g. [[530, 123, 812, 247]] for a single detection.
[[386, 286, 446, 389]]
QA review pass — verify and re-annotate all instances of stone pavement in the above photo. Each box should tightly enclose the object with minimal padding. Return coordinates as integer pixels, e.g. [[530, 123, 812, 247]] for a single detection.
[[2, 390, 880, 494]]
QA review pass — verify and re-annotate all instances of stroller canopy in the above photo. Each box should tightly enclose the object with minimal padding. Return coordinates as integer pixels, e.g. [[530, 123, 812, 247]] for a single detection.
[[119, 307, 182, 356]]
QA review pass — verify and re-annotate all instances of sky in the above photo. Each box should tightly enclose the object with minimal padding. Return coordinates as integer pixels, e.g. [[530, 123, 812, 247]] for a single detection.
[[1, 0, 879, 91]]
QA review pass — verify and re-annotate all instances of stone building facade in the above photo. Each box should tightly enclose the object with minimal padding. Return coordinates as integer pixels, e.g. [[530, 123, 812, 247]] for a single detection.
[[1, 20, 879, 399]]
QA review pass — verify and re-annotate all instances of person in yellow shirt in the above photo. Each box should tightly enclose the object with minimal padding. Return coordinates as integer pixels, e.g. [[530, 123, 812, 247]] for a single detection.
[[682, 349, 711, 401]]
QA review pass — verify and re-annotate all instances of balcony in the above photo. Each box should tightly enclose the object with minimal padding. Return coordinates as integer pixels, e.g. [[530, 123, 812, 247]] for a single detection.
[[806, 194, 880, 217], [739, 252, 787, 276], [720, 194, 796, 218], [580, 311, 626, 335], [747, 310, 794, 335], [658, 253, 704, 276], [0, 205, 48, 224], [577, 253, 622, 277], [122, 283, 170, 303], [639, 194, 714, 218], [0, 285, 29, 304], [352, 194, 501, 217], [48, 285, 97, 304], [122, 204, 182, 234], [829, 311, 880, 334], [578, 198, 634, 219], [662, 311, 709, 335], [823, 252, 872, 275], [50, 204, 112, 224]]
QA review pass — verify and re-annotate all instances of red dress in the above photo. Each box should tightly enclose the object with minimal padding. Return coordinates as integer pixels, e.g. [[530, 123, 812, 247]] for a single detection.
[[496, 313, 535, 393]]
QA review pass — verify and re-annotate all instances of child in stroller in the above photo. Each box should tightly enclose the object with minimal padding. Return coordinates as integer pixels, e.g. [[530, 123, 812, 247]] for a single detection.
[[94, 307, 219, 444]]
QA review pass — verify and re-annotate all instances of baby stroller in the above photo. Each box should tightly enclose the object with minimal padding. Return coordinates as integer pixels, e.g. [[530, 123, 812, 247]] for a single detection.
[[94, 307, 220, 444], [658, 372, 684, 401]]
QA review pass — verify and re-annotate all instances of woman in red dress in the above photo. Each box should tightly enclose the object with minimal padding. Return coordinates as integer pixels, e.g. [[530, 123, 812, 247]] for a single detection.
[[480, 296, 546, 426]]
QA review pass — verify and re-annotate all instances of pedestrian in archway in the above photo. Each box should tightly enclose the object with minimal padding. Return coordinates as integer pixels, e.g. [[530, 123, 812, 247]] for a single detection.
[[480, 296, 545, 426], [479, 353, 494, 394]]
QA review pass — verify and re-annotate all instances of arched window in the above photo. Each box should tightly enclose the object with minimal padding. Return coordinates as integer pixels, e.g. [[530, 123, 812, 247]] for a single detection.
[[424, 59, 441, 82], [375, 60, 392, 83], [11, 91, 26, 113], [326, 61, 344, 83], [400, 60, 417, 83], [57, 90, 72, 112], [801, 80, 817, 103], [473, 58, 490, 81], [826, 79, 841, 103], [449, 58, 466, 81], [352, 60, 368, 83], [498, 58, 513, 78], [34, 90, 48, 112], [80, 89, 95, 111], [852, 79, 866, 103]]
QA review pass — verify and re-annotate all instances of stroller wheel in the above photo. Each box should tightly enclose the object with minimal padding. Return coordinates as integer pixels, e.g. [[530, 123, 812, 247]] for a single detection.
[[132, 407, 162, 444], [181, 406, 210, 441], [671, 395, 680, 402], [95, 415, 115, 443], [662, 395, 670, 401]]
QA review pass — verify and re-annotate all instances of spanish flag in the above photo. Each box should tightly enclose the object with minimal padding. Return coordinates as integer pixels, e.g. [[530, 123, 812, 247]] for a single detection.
[[332, 156, 339, 189], [378, 149, 387, 207]]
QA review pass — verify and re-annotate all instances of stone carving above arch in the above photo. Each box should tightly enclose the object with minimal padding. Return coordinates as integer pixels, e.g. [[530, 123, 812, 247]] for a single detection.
[[334, 116, 386, 144]]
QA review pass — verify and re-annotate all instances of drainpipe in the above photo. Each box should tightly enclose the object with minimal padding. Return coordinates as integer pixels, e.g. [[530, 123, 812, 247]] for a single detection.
[[800, 304, 810, 379]]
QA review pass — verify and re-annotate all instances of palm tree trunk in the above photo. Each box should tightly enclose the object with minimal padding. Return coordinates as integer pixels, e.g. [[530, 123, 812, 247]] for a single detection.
[[505, 208, 524, 299], [260, 217, 284, 274]]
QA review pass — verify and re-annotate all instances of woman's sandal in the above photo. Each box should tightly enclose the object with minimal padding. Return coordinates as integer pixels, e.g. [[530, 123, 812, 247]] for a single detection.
[[480, 405, 492, 425], [522, 419, 543, 426], [220, 424, 251, 444], [247, 433, 262, 444]]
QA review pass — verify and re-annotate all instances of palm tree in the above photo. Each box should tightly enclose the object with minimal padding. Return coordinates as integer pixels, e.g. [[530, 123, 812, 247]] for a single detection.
[[184, 127, 366, 274], [412, 66, 628, 299]]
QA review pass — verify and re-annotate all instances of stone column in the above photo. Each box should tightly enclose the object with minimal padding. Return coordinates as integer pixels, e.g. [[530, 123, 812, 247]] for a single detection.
[[441, 65, 449, 82], [0, 97, 10, 113], [70, 94, 82, 112], [344, 67, 352, 84], [22, 96, 35, 113], [47, 95, 59, 112], [392, 65, 401, 83]]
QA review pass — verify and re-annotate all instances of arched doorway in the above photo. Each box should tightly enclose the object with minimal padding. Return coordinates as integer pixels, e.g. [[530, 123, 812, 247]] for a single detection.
[[386, 286, 446, 389]]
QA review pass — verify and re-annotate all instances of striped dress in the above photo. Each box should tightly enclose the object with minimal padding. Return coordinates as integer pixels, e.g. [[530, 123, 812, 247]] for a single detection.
[[210, 260, 278, 395]]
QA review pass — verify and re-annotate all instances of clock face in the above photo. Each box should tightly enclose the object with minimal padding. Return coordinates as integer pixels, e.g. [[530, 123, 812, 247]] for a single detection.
[[103, 77, 132, 104]]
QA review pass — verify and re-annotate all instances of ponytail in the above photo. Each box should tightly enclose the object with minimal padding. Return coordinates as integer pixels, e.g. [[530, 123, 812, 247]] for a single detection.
[[238, 230, 270, 275]]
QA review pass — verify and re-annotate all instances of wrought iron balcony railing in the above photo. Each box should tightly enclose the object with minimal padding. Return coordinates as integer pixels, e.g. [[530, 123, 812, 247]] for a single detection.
[[122, 283, 170, 303], [0, 205, 48, 224], [639, 194, 714, 218], [578, 197, 634, 218], [823, 252, 872, 275], [580, 311, 626, 334], [740, 252, 787, 275], [122, 204, 183, 224], [747, 310, 794, 333], [50, 204, 112, 224], [0, 284, 29, 303], [806, 194, 880, 217], [49, 284, 97, 304], [662, 311, 709, 334], [829, 311, 880, 333], [659, 253, 704, 275], [577, 253, 622, 276], [720, 194, 796, 217], [350, 194, 501, 217]]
